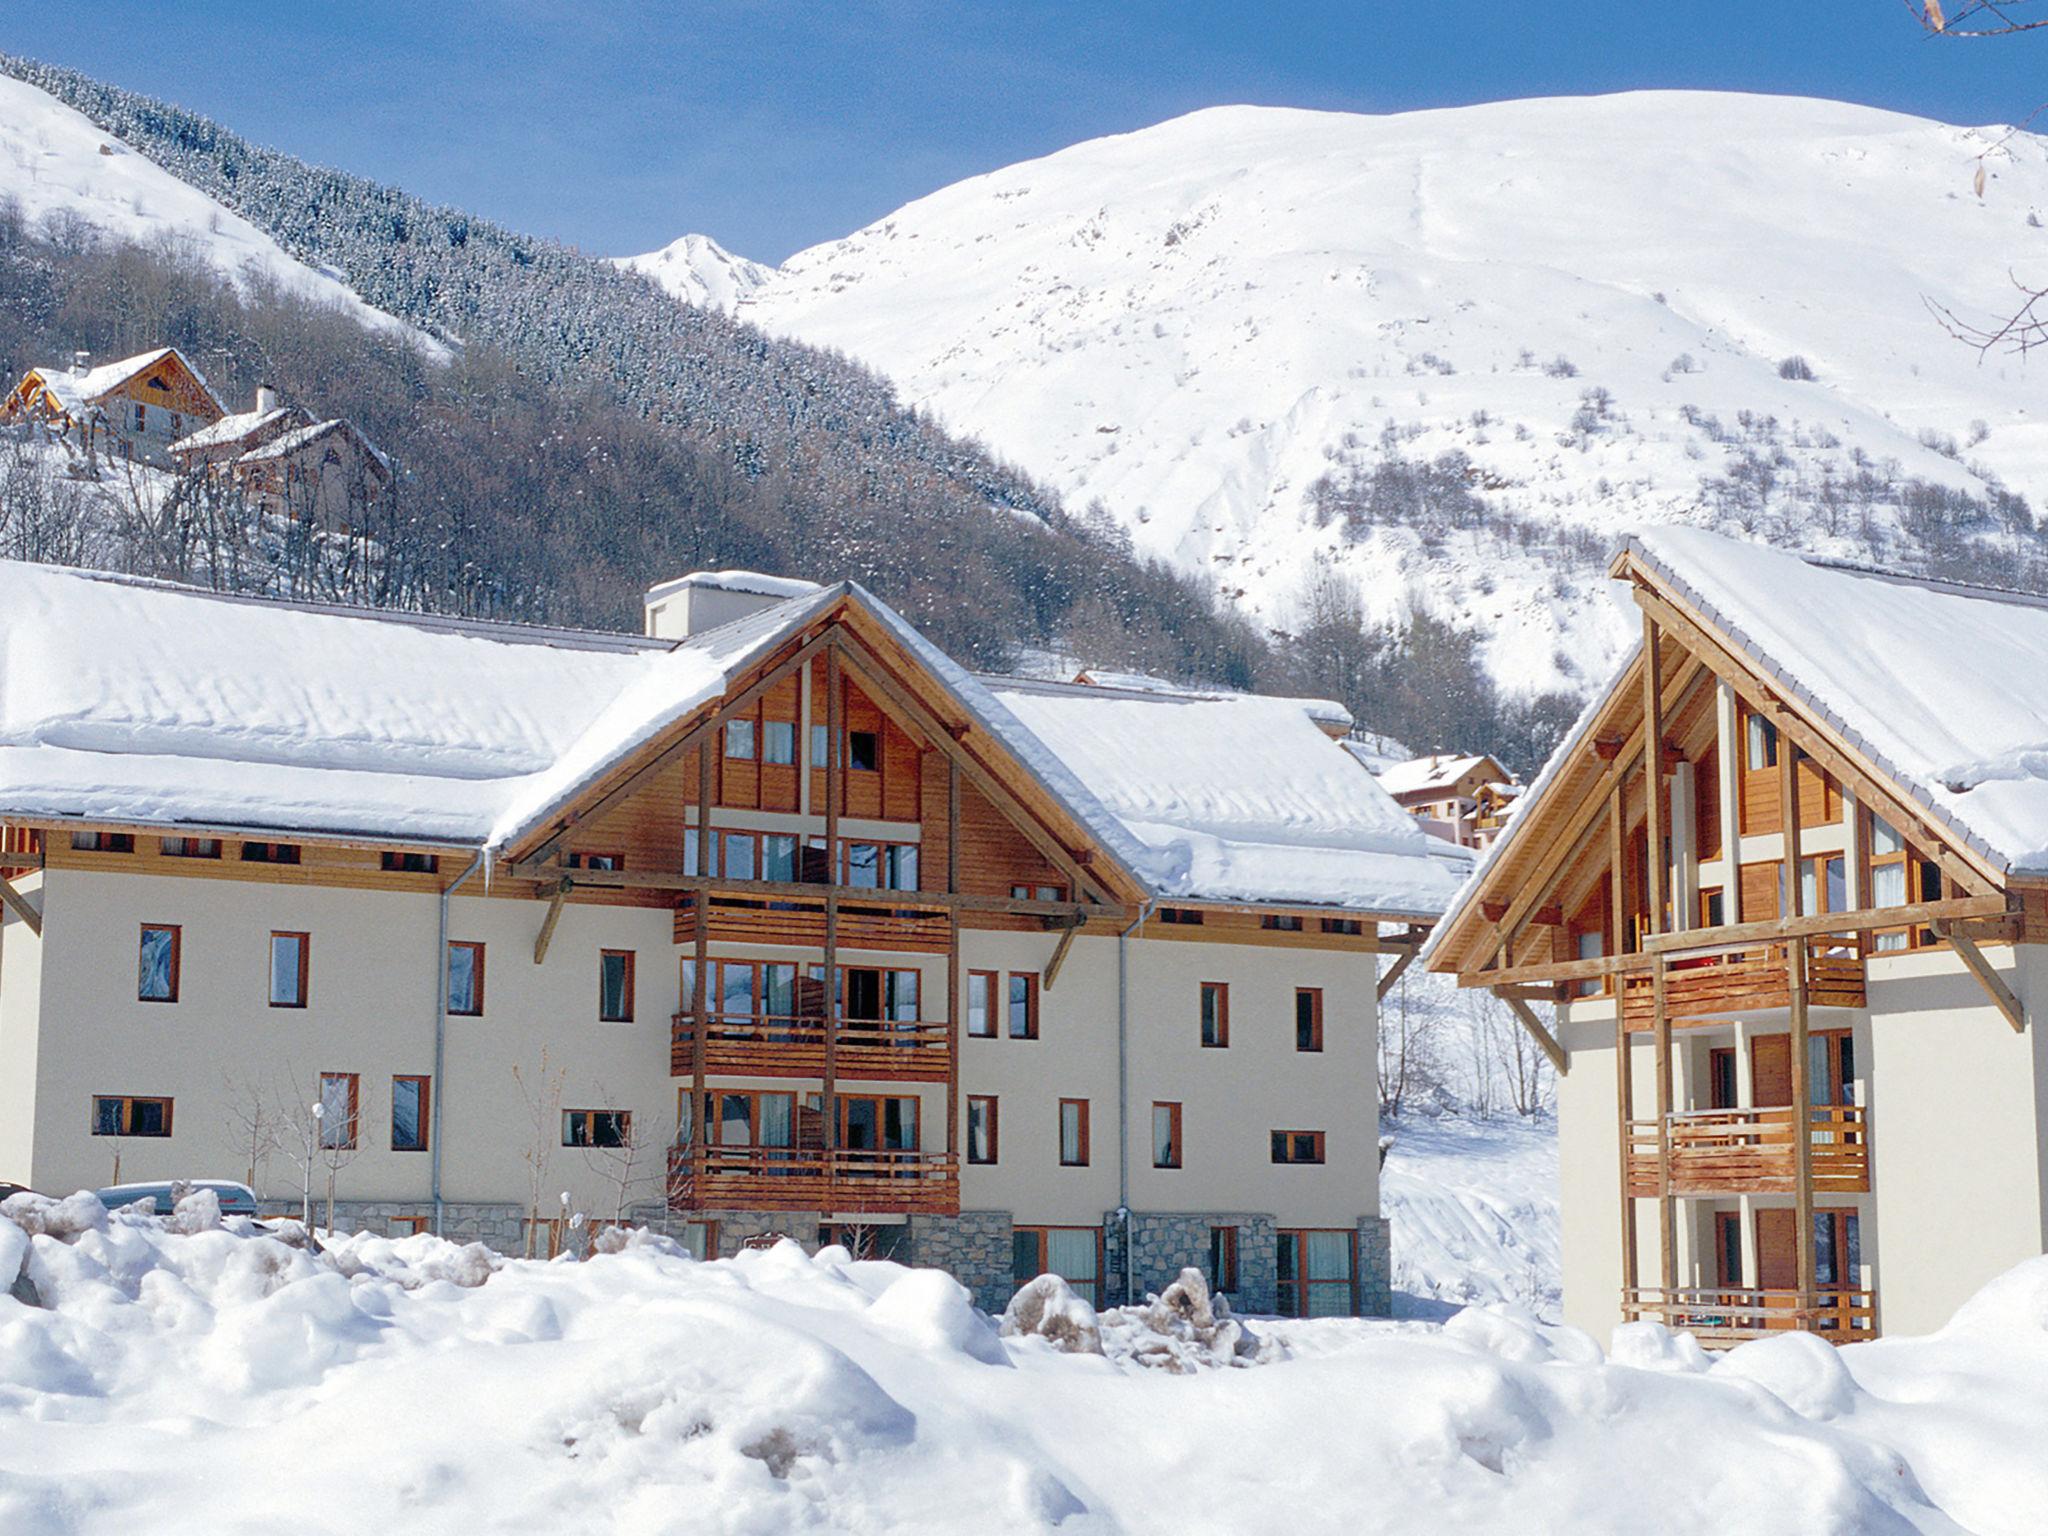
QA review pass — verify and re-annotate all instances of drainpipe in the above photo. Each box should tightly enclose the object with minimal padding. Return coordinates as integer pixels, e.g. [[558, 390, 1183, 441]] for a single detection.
[[432, 848, 488, 1233], [1115, 898, 1156, 1305]]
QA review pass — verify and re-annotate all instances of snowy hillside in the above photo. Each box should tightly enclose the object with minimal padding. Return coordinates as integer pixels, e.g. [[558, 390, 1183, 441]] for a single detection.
[[0, 75, 439, 357], [674, 92, 2048, 697], [8, 1194, 2048, 1534], [615, 231, 773, 312]]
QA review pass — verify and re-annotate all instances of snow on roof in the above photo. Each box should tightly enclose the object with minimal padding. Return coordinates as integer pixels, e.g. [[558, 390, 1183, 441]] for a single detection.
[[1627, 526, 2048, 876], [169, 405, 303, 455], [236, 417, 391, 475], [1377, 754, 1497, 798], [978, 675, 1466, 915], [31, 347, 218, 417], [1071, 669, 1352, 729], [643, 569, 825, 605]]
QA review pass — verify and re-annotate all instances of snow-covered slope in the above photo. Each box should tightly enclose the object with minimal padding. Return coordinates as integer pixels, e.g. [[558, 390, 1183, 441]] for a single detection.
[[615, 231, 773, 312], [697, 92, 2048, 696], [1383, 1116, 1560, 1319], [0, 74, 440, 356]]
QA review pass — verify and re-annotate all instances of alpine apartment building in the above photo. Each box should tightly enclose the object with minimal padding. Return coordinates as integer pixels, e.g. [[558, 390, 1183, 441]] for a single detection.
[[0, 562, 1464, 1315], [1428, 527, 2048, 1343]]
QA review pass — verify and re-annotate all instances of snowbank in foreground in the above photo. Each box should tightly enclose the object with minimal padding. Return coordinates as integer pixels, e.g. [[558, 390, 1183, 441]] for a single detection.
[[2, 1195, 2045, 1535]]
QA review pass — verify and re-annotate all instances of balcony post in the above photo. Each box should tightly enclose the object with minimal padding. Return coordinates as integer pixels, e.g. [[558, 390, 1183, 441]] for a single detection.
[[823, 642, 842, 1155], [1616, 1009, 1637, 1299], [1653, 952, 1675, 1294], [692, 740, 711, 1170], [1790, 933, 1816, 1327], [946, 758, 961, 1158], [1641, 614, 1666, 938]]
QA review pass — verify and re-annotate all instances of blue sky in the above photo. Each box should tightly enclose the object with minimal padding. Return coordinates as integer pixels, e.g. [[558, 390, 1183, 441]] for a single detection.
[[6, 2, 2043, 262]]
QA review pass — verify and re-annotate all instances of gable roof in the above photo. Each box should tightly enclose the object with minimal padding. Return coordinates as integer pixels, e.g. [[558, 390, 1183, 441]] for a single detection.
[[1623, 525, 2048, 878], [236, 417, 391, 476], [0, 559, 1462, 915], [28, 347, 220, 418], [1377, 753, 1507, 798], [170, 404, 308, 456]]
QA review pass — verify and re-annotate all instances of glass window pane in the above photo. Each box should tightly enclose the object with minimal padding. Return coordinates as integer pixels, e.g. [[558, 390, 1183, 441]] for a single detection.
[[392, 1080, 422, 1149], [1872, 862, 1907, 908], [967, 974, 991, 1036], [684, 828, 701, 878], [1008, 975, 1032, 1038], [1012, 1231, 1041, 1288], [139, 928, 175, 1000], [969, 1100, 993, 1161], [319, 1076, 352, 1148], [131, 1099, 165, 1137], [601, 953, 630, 1019], [1045, 1227, 1097, 1302], [1059, 1101, 1083, 1163], [270, 934, 302, 1005], [724, 834, 756, 882], [717, 1094, 752, 1145], [762, 834, 797, 882], [884, 1097, 917, 1150], [725, 720, 756, 759], [722, 964, 756, 1018], [1814, 1213, 1839, 1286], [843, 1099, 878, 1150], [847, 843, 880, 888], [447, 946, 476, 1013], [1826, 857, 1847, 913], [887, 845, 919, 891], [888, 970, 919, 1022], [764, 964, 796, 1018], [1153, 1105, 1176, 1165], [763, 720, 797, 765], [1869, 816, 1904, 856]]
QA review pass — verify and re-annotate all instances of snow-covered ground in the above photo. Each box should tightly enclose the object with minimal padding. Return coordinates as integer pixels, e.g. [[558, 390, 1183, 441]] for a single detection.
[[1383, 1115, 1560, 1320], [5, 1191, 2047, 1535], [615, 232, 774, 312], [0, 74, 443, 358]]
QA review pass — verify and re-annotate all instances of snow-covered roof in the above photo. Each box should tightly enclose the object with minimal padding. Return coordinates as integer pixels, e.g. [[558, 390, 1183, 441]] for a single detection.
[[29, 347, 218, 417], [236, 417, 391, 475], [1625, 526, 2048, 877], [1070, 669, 1352, 730], [1377, 754, 1500, 798], [979, 676, 1465, 915], [170, 405, 304, 455], [0, 560, 1459, 914], [643, 569, 825, 604]]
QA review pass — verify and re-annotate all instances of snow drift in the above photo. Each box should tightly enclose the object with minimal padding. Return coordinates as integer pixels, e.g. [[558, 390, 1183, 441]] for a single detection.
[[3, 1191, 2047, 1534]]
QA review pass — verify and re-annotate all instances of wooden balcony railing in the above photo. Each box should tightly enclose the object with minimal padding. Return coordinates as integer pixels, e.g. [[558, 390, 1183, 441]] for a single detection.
[[1623, 1286, 1875, 1347], [666, 1144, 960, 1216], [1625, 1105, 1869, 1197], [670, 1012, 951, 1081], [1621, 942, 1865, 1030], [672, 892, 953, 954]]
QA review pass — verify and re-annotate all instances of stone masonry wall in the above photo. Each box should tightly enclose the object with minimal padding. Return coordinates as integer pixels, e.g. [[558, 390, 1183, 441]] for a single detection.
[[906, 1209, 1015, 1313]]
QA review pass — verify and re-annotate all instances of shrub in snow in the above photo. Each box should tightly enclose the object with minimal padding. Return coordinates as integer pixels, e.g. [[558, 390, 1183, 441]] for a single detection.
[[1777, 354, 1817, 381], [1099, 1267, 1277, 1372], [1000, 1273, 1104, 1355]]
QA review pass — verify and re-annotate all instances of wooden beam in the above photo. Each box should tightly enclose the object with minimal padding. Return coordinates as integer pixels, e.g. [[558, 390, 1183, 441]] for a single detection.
[[1934, 920, 2026, 1032], [1653, 955, 1674, 1293], [1641, 892, 2010, 955], [946, 759, 961, 1159], [1377, 944, 1419, 1001], [824, 644, 842, 1148], [503, 861, 1104, 920], [1042, 924, 1079, 991], [0, 873, 42, 937], [1789, 934, 1815, 1325], [531, 878, 570, 964], [691, 743, 711, 1158], [1495, 990, 1568, 1075], [1616, 1010, 1637, 1296], [1642, 612, 1667, 942], [1781, 731, 1804, 923]]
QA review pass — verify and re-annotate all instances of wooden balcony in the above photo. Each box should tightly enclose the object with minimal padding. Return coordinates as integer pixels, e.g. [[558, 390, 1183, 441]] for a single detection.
[[673, 892, 952, 954], [670, 1012, 951, 1081], [1625, 1106, 1869, 1197], [1621, 942, 1864, 1030], [1623, 1286, 1875, 1347], [666, 1144, 959, 1216]]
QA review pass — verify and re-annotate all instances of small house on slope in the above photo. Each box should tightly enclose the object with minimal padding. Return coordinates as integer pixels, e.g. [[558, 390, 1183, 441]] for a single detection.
[[171, 398, 391, 522], [3, 347, 224, 466], [1375, 752, 1519, 850]]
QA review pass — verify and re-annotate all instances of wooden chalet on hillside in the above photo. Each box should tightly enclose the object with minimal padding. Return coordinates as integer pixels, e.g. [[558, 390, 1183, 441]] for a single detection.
[[1427, 527, 2048, 1344], [3, 347, 223, 466]]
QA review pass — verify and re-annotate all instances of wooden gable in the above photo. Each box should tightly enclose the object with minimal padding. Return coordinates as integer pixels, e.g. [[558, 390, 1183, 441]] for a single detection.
[[99, 353, 223, 422]]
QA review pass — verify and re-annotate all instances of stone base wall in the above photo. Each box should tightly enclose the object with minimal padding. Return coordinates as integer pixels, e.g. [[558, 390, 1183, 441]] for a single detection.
[[1120, 1211, 1281, 1314], [1355, 1215, 1393, 1318], [905, 1209, 1015, 1312]]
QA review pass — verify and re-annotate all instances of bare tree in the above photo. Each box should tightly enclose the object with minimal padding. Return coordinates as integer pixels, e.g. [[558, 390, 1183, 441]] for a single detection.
[[1492, 999, 1554, 1118], [581, 1092, 653, 1228], [512, 1048, 567, 1257], [222, 1071, 284, 1191], [1376, 968, 1445, 1118], [1908, 1, 2048, 37]]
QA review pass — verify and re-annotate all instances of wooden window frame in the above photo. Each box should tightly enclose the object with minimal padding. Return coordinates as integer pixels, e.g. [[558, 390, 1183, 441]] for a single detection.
[[1270, 1129, 1326, 1165], [599, 948, 637, 1023], [724, 717, 758, 760], [1261, 913, 1303, 931], [762, 718, 798, 766], [967, 1094, 999, 1164], [391, 1075, 431, 1152], [1209, 1224, 1240, 1294], [1200, 981, 1230, 1048], [966, 970, 997, 1039], [1276, 1227, 1357, 1318], [1007, 972, 1039, 1040], [138, 923, 181, 1003], [1160, 907, 1205, 925], [846, 728, 881, 773], [158, 836, 221, 859], [269, 931, 310, 1009], [563, 1108, 633, 1149], [240, 840, 301, 865], [318, 1072, 360, 1150], [382, 851, 441, 874], [72, 831, 135, 854], [567, 850, 624, 872], [1295, 987, 1324, 1053], [1152, 1101, 1182, 1169], [1058, 1098, 1091, 1167], [1319, 917, 1364, 936], [91, 1094, 174, 1137], [1714, 1210, 1744, 1288], [1010, 883, 1067, 902], [447, 940, 485, 1017]]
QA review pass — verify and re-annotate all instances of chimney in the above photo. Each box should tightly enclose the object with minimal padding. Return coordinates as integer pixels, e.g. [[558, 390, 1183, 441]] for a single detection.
[[254, 383, 279, 414], [643, 569, 822, 640], [72, 350, 90, 373]]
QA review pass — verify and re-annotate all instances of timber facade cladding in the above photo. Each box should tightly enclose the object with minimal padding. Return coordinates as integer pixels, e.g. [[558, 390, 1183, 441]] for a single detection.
[[0, 569, 1445, 1318], [1427, 529, 2048, 1346]]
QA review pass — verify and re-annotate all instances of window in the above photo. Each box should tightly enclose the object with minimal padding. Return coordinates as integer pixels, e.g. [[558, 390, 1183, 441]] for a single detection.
[[966, 971, 996, 1038], [722, 832, 757, 881], [1295, 988, 1324, 1053], [724, 719, 757, 760], [600, 950, 636, 1022], [1013, 1226, 1101, 1305], [1709, 1047, 1738, 1111], [319, 1073, 359, 1150], [1261, 913, 1303, 931], [1320, 917, 1364, 936], [391, 1076, 430, 1152], [1200, 982, 1229, 1048], [678, 1088, 795, 1151], [269, 932, 309, 1008], [133, 402, 146, 432], [677, 1221, 718, 1260], [382, 851, 440, 874], [1010, 883, 1066, 902], [847, 730, 880, 772], [1277, 1230, 1356, 1317], [763, 720, 797, 765], [1700, 887, 1726, 927], [72, 831, 135, 853], [567, 851, 623, 871], [564, 1109, 631, 1148], [839, 1094, 919, 1152], [883, 844, 919, 891], [1007, 972, 1038, 1039], [92, 1095, 172, 1137], [1059, 1099, 1090, 1166], [1746, 713, 1779, 771], [1868, 812, 1911, 952], [1152, 1102, 1182, 1168], [761, 833, 798, 882], [809, 723, 835, 769], [845, 841, 880, 888], [241, 841, 300, 865], [1271, 1129, 1326, 1165], [1814, 1209, 1862, 1291], [1209, 1225, 1239, 1294], [159, 836, 221, 859], [138, 924, 180, 1002], [968, 1095, 999, 1164], [447, 941, 484, 1016], [1800, 854, 1848, 916], [1160, 907, 1205, 925]]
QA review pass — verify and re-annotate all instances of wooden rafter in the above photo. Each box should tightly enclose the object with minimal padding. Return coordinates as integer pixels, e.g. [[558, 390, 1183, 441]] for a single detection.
[[1376, 943, 1419, 1001], [1042, 924, 1079, 991], [1494, 989, 1568, 1075], [0, 873, 41, 937], [531, 878, 571, 964], [1934, 920, 2026, 1032]]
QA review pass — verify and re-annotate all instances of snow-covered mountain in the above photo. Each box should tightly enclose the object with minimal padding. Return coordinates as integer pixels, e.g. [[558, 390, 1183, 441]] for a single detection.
[[632, 92, 2048, 697], [0, 75, 440, 357], [614, 232, 772, 312]]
